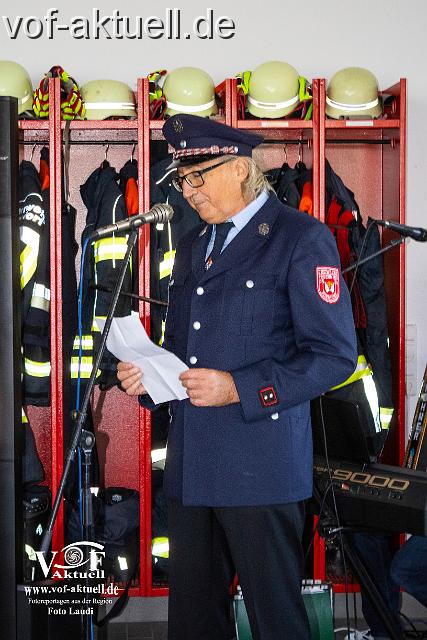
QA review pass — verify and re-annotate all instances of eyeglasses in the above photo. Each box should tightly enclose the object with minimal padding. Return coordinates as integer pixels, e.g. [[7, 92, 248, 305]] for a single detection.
[[172, 157, 236, 192]]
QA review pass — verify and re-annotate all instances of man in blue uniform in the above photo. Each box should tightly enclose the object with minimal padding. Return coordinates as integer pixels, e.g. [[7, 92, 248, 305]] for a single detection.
[[118, 114, 357, 640]]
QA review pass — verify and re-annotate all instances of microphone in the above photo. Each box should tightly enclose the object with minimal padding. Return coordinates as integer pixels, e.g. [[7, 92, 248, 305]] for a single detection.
[[90, 203, 174, 240], [373, 219, 427, 242]]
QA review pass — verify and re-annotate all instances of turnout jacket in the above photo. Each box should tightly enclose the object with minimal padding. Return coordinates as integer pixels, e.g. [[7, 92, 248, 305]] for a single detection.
[[143, 193, 357, 506], [74, 164, 132, 389], [19, 160, 51, 405]]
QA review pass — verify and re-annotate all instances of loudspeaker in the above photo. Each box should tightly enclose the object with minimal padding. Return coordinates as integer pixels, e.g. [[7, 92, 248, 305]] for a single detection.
[[0, 96, 22, 636]]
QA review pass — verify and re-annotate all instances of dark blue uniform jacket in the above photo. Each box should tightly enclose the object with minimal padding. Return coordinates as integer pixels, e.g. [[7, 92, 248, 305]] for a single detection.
[[142, 193, 357, 507]]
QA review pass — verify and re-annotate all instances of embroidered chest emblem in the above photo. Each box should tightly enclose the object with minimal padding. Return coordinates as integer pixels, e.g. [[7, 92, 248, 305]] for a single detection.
[[316, 266, 340, 304]]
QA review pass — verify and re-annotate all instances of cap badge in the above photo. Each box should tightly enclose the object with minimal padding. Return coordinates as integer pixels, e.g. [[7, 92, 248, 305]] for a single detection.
[[258, 223, 270, 236], [180, 140, 187, 148], [173, 118, 184, 133]]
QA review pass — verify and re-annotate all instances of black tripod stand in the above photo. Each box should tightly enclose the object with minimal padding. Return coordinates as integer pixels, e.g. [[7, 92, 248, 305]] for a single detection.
[[313, 484, 404, 640]]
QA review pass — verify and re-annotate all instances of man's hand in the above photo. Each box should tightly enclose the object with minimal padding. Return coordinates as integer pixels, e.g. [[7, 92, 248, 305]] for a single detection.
[[179, 368, 240, 407], [117, 362, 148, 396]]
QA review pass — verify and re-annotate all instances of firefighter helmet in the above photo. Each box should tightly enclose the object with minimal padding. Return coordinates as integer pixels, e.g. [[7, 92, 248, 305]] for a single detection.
[[326, 67, 382, 119], [0, 61, 33, 114], [81, 79, 136, 120], [247, 61, 300, 119], [163, 67, 217, 117]]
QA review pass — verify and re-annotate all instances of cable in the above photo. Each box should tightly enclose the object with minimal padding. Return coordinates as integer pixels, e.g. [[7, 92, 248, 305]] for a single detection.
[[304, 480, 333, 561], [76, 236, 95, 640], [76, 237, 91, 537]]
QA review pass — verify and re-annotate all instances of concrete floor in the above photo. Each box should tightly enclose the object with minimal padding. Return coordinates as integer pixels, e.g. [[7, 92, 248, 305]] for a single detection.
[[94, 593, 427, 639]]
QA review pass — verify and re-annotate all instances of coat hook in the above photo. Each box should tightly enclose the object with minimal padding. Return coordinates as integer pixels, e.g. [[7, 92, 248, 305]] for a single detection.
[[131, 143, 136, 162], [298, 140, 302, 163], [283, 144, 288, 164], [30, 144, 36, 163], [104, 143, 110, 162]]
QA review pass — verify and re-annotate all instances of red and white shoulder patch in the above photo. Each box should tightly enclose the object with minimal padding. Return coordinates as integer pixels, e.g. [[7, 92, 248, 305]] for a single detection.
[[316, 266, 340, 304]]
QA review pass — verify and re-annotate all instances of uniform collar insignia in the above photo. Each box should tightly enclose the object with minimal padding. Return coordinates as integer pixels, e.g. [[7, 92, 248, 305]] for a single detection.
[[258, 222, 270, 236]]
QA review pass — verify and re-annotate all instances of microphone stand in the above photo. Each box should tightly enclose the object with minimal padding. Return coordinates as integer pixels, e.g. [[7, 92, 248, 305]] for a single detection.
[[342, 237, 405, 274], [40, 229, 138, 640], [90, 283, 168, 307]]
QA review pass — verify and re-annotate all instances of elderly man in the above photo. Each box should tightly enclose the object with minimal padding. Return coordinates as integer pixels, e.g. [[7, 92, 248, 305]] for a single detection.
[[118, 114, 357, 640]]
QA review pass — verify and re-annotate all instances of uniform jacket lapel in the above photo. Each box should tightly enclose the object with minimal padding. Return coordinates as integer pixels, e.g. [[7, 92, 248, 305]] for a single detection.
[[198, 194, 280, 283]]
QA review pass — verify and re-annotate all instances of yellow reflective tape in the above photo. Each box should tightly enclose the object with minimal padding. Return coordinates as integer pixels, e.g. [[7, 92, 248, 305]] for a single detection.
[[20, 246, 37, 289], [92, 316, 107, 333], [22, 408, 28, 423], [159, 320, 166, 346], [31, 283, 51, 312], [25, 544, 37, 561], [20, 227, 40, 288], [73, 335, 94, 350], [32, 282, 50, 300], [152, 537, 169, 558], [24, 358, 51, 378], [362, 374, 381, 433], [159, 250, 176, 280], [71, 357, 101, 379], [151, 447, 167, 464], [93, 236, 128, 263], [380, 407, 394, 430], [94, 247, 128, 263], [330, 355, 372, 391], [93, 235, 121, 250]]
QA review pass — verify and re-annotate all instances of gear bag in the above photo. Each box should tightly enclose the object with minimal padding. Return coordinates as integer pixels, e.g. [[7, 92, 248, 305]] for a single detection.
[[65, 487, 139, 624]]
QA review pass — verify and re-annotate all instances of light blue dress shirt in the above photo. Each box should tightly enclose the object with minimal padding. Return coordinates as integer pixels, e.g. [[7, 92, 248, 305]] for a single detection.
[[205, 190, 269, 259]]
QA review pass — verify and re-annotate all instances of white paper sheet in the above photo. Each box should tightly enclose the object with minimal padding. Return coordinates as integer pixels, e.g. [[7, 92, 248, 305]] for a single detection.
[[98, 312, 189, 404]]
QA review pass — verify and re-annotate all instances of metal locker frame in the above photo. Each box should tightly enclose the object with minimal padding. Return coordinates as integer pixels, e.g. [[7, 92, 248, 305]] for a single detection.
[[18, 74, 406, 599]]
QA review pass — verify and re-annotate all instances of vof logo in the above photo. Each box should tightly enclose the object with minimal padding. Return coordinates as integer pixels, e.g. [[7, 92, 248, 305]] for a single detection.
[[35, 541, 105, 579]]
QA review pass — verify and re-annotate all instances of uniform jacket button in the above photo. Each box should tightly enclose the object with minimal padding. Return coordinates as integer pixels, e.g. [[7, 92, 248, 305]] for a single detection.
[[189, 356, 198, 365], [196, 287, 204, 295], [193, 321, 201, 330], [246, 280, 254, 288], [271, 413, 279, 420]]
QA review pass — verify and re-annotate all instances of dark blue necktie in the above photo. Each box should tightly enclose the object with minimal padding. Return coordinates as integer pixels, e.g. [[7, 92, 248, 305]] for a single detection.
[[206, 222, 233, 269]]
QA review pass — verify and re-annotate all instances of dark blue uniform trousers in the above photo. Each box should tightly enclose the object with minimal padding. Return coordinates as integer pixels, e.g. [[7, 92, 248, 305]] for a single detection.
[[167, 499, 311, 640]]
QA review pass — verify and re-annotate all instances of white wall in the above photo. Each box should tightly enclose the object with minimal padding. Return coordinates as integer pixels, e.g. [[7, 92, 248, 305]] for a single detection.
[[2, 0, 426, 429]]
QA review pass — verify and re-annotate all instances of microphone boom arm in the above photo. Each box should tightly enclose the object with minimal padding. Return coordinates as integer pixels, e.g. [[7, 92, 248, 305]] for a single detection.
[[342, 237, 405, 274]]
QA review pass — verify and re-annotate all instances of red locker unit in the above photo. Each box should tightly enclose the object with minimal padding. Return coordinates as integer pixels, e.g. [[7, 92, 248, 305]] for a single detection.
[[20, 75, 406, 597]]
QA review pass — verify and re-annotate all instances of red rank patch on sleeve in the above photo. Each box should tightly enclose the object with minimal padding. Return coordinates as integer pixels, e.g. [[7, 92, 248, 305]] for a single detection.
[[316, 266, 340, 304], [259, 386, 278, 407]]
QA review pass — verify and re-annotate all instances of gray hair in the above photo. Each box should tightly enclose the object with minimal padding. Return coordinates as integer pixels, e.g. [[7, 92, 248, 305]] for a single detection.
[[224, 155, 272, 201]]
